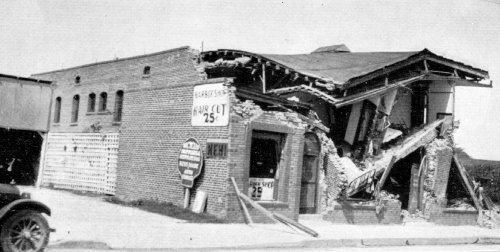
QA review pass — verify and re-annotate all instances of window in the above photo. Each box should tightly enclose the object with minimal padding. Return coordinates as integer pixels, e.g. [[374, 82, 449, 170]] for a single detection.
[[54, 97, 62, 123], [143, 66, 151, 75], [71, 95, 80, 123], [75, 76, 81, 84], [114, 90, 124, 122], [88, 93, 96, 112], [99, 92, 107, 111], [248, 130, 286, 201]]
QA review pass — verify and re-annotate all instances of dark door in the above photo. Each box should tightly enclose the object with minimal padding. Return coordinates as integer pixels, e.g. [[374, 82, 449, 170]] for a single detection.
[[300, 133, 320, 214], [411, 86, 428, 127]]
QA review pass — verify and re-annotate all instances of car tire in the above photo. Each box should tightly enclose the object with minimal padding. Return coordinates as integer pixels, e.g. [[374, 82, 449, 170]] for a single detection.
[[0, 210, 50, 252]]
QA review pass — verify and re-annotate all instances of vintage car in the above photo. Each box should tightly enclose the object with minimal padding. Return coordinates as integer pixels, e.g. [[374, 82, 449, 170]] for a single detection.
[[0, 184, 51, 252]]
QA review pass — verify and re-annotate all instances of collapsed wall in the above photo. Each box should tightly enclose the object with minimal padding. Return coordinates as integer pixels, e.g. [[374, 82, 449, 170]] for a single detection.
[[316, 131, 347, 212], [422, 138, 454, 218]]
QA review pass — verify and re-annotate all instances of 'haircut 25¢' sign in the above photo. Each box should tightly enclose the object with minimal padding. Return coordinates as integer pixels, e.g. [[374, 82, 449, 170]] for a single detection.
[[191, 83, 229, 126]]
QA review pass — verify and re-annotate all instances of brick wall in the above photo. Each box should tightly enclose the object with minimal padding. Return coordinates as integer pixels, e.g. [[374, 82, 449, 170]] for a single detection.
[[429, 208, 478, 226], [226, 102, 306, 222], [116, 78, 230, 218], [324, 200, 402, 224], [32, 46, 203, 133]]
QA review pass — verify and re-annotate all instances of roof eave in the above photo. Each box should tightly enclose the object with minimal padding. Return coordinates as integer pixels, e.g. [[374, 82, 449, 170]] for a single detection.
[[343, 49, 489, 90]]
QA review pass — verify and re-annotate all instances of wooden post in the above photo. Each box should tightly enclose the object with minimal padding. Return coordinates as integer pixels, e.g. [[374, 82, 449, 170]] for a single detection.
[[183, 188, 190, 209], [453, 155, 482, 211], [262, 63, 266, 93]]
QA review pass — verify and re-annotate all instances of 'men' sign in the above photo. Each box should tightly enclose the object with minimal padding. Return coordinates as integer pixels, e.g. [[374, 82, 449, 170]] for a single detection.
[[192, 83, 229, 126]]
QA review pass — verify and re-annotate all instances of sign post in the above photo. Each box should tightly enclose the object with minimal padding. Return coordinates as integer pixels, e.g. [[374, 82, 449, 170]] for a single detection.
[[177, 138, 203, 208]]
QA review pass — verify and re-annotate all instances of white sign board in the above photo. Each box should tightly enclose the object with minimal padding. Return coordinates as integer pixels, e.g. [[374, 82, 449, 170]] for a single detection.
[[192, 83, 229, 126], [248, 178, 275, 201]]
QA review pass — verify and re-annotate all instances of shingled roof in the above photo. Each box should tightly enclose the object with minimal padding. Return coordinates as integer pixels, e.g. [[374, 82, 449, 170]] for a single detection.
[[202, 47, 489, 90], [261, 51, 417, 85]]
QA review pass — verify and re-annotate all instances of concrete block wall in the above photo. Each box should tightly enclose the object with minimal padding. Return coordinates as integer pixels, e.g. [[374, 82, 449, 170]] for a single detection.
[[116, 79, 230, 218], [32, 46, 203, 133]]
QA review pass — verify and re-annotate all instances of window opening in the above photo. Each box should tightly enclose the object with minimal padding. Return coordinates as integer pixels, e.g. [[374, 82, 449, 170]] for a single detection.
[[99, 92, 107, 111], [114, 90, 124, 122], [71, 95, 80, 123], [75, 76, 81, 84], [54, 97, 62, 123], [88, 93, 96, 112], [143, 66, 151, 75]]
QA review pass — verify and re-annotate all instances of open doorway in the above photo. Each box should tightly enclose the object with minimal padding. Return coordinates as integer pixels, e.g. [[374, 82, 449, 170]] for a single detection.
[[381, 150, 421, 209], [248, 130, 286, 201], [0, 128, 43, 185], [300, 133, 321, 214]]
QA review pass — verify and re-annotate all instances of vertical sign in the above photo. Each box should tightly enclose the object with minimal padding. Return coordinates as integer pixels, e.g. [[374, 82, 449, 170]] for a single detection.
[[192, 83, 229, 126], [177, 138, 203, 188]]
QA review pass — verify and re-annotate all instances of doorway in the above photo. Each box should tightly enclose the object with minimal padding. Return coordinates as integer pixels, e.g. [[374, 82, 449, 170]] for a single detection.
[[248, 130, 285, 201], [0, 128, 43, 185], [300, 133, 321, 214]]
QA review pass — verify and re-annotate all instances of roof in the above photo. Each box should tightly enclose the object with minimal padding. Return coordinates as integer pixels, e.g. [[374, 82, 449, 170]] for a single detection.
[[33, 46, 191, 76], [0, 73, 51, 84], [261, 51, 417, 84], [202, 48, 489, 89]]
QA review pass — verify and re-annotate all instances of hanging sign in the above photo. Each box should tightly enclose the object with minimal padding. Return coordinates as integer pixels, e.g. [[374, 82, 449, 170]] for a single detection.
[[177, 138, 203, 188], [248, 178, 275, 201], [191, 83, 229, 126]]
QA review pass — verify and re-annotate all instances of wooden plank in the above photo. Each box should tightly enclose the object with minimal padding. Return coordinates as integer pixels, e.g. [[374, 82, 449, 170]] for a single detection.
[[230, 177, 253, 225], [262, 64, 266, 93], [374, 156, 398, 197], [237, 187, 278, 223], [453, 155, 483, 211], [273, 213, 319, 237]]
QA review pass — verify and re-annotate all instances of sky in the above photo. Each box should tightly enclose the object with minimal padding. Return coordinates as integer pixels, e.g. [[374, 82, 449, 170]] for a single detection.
[[1, 0, 499, 160]]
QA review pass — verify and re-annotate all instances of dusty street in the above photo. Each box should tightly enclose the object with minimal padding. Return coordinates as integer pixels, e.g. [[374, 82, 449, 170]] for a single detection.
[[12, 186, 500, 250], [46, 244, 500, 252]]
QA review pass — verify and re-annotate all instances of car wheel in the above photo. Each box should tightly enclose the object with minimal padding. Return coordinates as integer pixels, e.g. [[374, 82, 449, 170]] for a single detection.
[[0, 210, 50, 252]]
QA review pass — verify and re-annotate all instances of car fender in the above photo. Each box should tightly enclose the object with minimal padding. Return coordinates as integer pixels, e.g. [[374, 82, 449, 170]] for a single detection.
[[0, 199, 51, 221]]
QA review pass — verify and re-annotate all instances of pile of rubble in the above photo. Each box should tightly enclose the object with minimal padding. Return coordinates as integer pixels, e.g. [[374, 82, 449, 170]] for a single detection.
[[231, 99, 263, 120], [447, 198, 475, 211], [316, 131, 349, 212]]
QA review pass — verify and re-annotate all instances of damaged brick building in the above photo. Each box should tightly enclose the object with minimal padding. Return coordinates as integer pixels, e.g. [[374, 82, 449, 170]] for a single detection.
[[26, 44, 498, 225]]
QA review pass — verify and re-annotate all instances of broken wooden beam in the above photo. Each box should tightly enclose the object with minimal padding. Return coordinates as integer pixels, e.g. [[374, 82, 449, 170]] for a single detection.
[[452, 155, 483, 211], [230, 177, 319, 237], [374, 156, 398, 198], [273, 213, 319, 237]]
